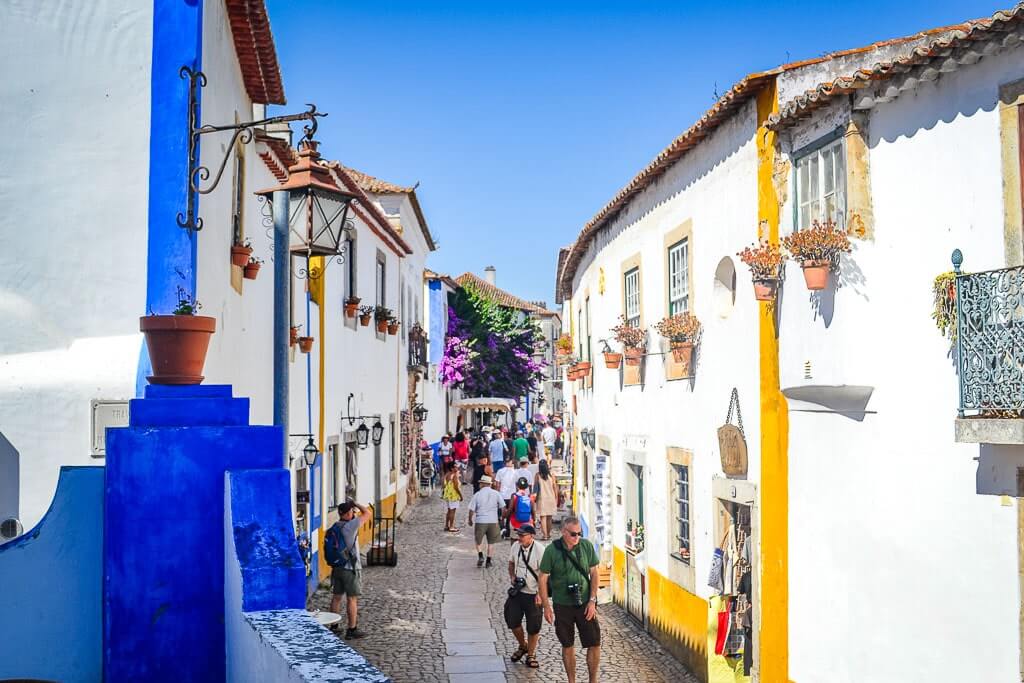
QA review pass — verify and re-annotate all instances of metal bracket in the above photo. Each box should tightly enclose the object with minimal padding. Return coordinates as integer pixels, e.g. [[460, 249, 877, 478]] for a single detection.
[[176, 65, 328, 232]]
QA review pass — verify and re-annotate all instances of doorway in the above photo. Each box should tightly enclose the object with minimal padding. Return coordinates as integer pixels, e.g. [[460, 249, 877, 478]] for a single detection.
[[625, 459, 646, 624]]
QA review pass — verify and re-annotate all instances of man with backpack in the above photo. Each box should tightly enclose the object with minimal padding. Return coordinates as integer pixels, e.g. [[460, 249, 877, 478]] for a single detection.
[[506, 476, 537, 536], [326, 500, 373, 640], [538, 516, 601, 683]]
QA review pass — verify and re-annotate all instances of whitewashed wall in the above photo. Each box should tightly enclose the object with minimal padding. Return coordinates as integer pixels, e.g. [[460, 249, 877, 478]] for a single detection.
[[780, 44, 1022, 683], [0, 1, 152, 527], [566, 98, 762, 600]]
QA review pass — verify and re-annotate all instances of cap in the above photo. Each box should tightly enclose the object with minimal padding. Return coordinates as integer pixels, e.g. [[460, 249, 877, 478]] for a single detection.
[[517, 524, 536, 535], [518, 456, 528, 463]]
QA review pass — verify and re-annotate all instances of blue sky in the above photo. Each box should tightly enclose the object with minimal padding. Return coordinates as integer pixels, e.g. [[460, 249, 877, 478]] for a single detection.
[[267, 0, 999, 305]]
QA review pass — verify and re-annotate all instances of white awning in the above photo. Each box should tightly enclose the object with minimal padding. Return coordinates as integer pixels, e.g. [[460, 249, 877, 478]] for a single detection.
[[453, 397, 516, 411]]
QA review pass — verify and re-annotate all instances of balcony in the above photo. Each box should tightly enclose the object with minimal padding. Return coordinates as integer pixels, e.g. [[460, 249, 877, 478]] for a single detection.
[[952, 251, 1024, 444]]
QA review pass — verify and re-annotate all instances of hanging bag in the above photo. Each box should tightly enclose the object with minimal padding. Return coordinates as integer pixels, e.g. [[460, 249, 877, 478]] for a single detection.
[[707, 527, 729, 591]]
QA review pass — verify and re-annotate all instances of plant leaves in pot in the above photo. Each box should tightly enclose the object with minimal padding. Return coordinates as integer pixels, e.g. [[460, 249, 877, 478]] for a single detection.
[[140, 287, 216, 385], [344, 297, 361, 318], [231, 240, 253, 267], [781, 219, 851, 292]]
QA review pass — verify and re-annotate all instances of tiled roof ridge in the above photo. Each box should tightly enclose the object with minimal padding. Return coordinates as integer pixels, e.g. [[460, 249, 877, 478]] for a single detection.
[[225, 0, 286, 105], [338, 164, 437, 252], [769, 3, 1024, 129], [456, 272, 547, 314]]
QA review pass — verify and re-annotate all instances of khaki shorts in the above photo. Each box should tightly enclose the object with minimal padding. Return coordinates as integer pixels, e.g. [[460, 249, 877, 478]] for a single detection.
[[331, 567, 361, 596], [474, 522, 501, 545]]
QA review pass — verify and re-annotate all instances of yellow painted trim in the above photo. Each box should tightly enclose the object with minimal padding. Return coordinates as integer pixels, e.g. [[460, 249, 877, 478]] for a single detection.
[[647, 567, 707, 680], [756, 81, 791, 682]]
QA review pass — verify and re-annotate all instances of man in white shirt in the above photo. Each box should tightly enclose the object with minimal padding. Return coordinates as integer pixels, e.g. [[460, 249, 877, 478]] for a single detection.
[[541, 424, 557, 456], [467, 475, 505, 568], [505, 524, 545, 668]]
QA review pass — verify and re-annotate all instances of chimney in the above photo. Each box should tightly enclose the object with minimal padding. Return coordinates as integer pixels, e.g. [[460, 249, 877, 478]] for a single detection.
[[484, 265, 496, 286]]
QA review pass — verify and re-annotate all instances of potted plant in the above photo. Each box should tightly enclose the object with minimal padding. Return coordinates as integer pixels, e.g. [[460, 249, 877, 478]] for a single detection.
[[139, 286, 216, 385], [290, 324, 300, 347], [344, 296, 361, 318], [781, 219, 851, 291], [387, 317, 400, 335], [297, 335, 314, 353], [738, 239, 786, 301], [358, 305, 374, 327], [611, 315, 646, 367], [374, 306, 393, 333], [603, 346, 622, 370], [555, 334, 573, 365], [231, 238, 253, 267], [243, 256, 262, 280], [655, 313, 701, 369]]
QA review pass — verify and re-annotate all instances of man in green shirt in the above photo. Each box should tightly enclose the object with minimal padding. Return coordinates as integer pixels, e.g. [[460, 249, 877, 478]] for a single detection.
[[538, 516, 600, 683], [513, 431, 529, 460]]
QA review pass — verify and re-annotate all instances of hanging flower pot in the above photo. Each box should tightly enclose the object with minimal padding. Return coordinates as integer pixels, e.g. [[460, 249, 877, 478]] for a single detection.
[[753, 279, 778, 301], [297, 336, 314, 353], [387, 320, 400, 336], [670, 340, 694, 368], [603, 352, 622, 370], [290, 325, 299, 347], [231, 243, 253, 267], [359, 313, 372, 327], [344, 297, 361, 318], [624, 347, 644, 367], [243, 259, 261, 280], [374, 306, 393, 333], [576, 361, 592, 374], [140, 289, 215, 385], [376, 319, 389, 333], [800, 259, 831, 290]]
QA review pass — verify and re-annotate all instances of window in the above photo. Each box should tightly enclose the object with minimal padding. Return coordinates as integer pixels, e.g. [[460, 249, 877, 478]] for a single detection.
[[375, 253, 386, 308], [584, 297, 592, 361], [668, 239, 689, 314], [342, 237, 356, 302], [624, 267, 640, 327], [326, 441, 339, 510], [231, 149, 245, 245], [795, 135, 845, 231], [672, 464, 691, 564]]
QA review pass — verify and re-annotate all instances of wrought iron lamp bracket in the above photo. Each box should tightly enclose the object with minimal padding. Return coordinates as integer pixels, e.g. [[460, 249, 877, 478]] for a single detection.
[[176, 65, 328, 232]]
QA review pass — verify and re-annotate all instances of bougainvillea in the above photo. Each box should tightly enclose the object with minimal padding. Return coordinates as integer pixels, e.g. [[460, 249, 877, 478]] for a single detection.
[[440, 283, 548, 399]]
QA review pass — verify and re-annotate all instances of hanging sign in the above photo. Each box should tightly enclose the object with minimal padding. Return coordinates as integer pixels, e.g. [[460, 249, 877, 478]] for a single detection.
[[718, 388, 748, 477]]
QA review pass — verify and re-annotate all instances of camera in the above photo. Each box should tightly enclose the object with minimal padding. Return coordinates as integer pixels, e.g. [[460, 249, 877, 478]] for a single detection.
[[567, 582, 584, 607], [507, 576, 527, 598]]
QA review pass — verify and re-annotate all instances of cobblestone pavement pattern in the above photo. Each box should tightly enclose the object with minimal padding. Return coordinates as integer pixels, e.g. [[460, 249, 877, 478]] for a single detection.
[[310, 485, 699, 683]]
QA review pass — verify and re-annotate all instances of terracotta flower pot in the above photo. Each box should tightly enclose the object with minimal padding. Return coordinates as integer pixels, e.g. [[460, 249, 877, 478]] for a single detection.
[[624, 347, 644, 367], [140, 315, 216, 385], [376, 319, 389, 333], [242, 262, 261, 280], [359, 314, 371, 327], [290, 327, 299, 346], [753, 279, 778, 301], [576, 361, 592, 374], [801, 259, 831, 291], [231, 244, 252, 267], [387, 322, 399, 335], [670, 341, 694, 372], [344, 299, 360, 318], [297, 336, 314, 353], [604, 352, 622, 370]]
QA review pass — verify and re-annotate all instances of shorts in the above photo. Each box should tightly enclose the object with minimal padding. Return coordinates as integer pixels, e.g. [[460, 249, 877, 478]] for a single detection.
[[331, 567, 361, 597], [503, 591, 542, 634], [473, 522, 501, 545], [447, 501, 460, 510], [554, 602, 601, 648]]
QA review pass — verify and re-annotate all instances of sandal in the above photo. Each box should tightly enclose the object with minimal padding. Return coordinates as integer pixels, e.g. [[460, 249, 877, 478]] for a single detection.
[[510, 646, 527, 663], [526, 655, 539, 668]]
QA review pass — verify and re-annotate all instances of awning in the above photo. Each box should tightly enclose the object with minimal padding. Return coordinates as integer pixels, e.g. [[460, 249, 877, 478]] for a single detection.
[[453, 397, 517, 412]]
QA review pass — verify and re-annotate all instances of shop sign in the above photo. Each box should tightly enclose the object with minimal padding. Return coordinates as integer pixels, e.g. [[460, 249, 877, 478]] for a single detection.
[[718, 388, 747, 477]]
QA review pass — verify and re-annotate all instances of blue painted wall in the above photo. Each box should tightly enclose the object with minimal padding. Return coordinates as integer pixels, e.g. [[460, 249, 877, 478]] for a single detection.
[[104, 385, 282, 683], [0, 466, 104, 682], [138, 0, 204, 396], [428, 280, 444, 365]]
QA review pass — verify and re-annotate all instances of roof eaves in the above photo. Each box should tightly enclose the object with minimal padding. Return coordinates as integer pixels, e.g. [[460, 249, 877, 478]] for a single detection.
[[224, 0, 286, 105]]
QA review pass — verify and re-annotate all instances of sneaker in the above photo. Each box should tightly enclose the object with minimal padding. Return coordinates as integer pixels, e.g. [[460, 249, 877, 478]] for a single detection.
[[485, 557, 493, 568], [345, 627, 367, 640], [477, 556, 485, 568]]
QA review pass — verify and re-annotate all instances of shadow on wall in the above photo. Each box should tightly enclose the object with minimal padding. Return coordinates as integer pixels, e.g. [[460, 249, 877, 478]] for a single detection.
[[0, 466, 104, 683], [805, 244, 869, 328], [0, 431, 18, 529]]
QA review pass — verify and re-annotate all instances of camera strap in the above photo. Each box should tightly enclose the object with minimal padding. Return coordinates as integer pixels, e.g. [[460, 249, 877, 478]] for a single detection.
[[554, 539, 590, 596], [518, 544, 539, 583]]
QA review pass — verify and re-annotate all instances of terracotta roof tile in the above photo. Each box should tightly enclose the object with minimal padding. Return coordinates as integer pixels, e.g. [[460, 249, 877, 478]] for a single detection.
[[768, 4, 1024, 130], [225, 0, 286, 105], [456, 273, 547, 314], [340, 165, 437, 251]]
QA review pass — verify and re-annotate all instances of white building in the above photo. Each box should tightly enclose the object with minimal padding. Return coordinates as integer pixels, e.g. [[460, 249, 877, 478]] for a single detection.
[[555, 6, 1024, 682]]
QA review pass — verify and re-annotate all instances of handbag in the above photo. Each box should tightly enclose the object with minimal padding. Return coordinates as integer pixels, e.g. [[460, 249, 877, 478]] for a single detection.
[[714, 597, 732, 656]]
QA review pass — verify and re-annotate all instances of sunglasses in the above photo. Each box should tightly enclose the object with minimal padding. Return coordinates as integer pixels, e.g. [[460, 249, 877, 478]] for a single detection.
[[565, 530, 582, 538]]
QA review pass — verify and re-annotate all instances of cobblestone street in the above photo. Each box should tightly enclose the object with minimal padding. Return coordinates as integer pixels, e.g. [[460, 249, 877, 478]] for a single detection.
[[310, 486, 699, 683]]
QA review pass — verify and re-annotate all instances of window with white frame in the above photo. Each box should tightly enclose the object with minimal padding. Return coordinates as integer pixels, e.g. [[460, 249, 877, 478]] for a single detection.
[[672, 464, 691, 564], [668, 239, 689, 314], [375, 254, 386, 308], [342, 237, 356, 302], [624, 268, 640, 327], [795, 135, 846, 231], [326, 442, 339, 510]]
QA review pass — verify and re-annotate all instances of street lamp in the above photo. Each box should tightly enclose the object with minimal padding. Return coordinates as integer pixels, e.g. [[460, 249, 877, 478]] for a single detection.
[[412, 404, 428, 423], [355, 422, 370, 449], [302, 437, 319, 468], [371, 420, 385, 446]]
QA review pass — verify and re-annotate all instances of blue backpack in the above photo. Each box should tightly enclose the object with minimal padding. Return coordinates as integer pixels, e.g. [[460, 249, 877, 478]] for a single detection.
[[514, 493, 533, 523], [324, 523, 348, 567]]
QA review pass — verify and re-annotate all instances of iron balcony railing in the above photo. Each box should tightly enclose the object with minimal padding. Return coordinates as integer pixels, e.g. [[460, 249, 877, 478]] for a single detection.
[[953, 249, 1024, 416]]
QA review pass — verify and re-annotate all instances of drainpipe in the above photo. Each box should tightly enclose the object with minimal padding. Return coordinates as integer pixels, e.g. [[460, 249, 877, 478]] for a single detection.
[[272, 190, 290, 464]]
